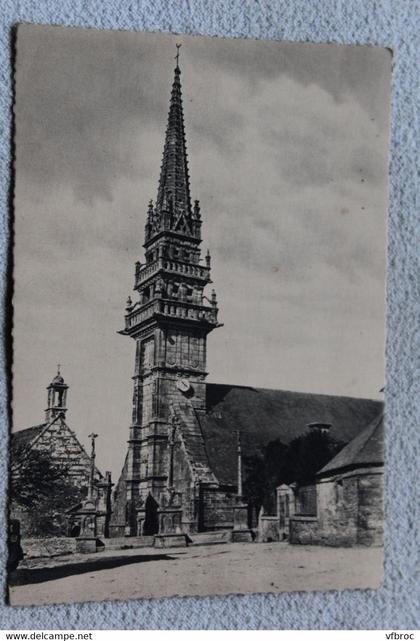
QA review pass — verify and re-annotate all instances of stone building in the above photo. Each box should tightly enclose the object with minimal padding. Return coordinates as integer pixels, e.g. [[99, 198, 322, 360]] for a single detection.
[[11, 370, 109, 537], [289, 413, 384, 546], [110, 54, 384, 538]]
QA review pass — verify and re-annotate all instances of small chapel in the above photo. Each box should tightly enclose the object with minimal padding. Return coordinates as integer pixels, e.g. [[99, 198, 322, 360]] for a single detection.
[[109, 50, 383, 539], [11, 370, 112, 538]]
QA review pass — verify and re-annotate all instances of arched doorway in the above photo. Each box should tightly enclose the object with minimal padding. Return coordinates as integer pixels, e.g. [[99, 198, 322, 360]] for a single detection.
[[70, 524, 81, 537], [143, 494, 159, 535]]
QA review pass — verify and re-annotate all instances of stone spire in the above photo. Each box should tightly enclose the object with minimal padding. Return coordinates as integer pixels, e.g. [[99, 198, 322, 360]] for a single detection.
[[146, 46, 198, 242]]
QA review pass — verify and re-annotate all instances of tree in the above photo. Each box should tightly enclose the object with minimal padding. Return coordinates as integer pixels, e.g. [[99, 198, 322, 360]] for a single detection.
[[242, 431, 344, 516], [10, 448, 86, 536], [276, 430, 344, 486], [242, 453, 268, 517]]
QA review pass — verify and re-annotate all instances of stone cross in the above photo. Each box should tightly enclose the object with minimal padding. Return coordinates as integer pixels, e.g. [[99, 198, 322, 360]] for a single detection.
[[236, 430, 243, 497], [88, 432, 98, 500]]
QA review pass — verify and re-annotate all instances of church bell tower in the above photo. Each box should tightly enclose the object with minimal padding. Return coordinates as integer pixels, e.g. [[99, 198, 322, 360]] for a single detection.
[[45, 366, 68, 423], [120, 47, 221, 535]]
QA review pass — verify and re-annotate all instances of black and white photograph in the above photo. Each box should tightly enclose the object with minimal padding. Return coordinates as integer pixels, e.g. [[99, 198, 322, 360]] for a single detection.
[[9, 24, 391, 606]]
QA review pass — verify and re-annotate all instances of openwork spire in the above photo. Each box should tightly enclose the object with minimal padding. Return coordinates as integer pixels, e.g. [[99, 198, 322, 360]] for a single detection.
[[146, 46, 201, 242]]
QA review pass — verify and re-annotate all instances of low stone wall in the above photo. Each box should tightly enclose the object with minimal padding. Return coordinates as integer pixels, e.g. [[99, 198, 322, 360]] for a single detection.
[[21, 537, 78, 559], [21, 535, 157, 558], [289, 516, 319, 544], [104, 536, 155, 549], [258, 516, 280, 542]]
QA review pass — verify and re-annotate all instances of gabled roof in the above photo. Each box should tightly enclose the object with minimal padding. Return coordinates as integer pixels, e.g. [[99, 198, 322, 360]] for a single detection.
[[11, 419, 103, 479], [198, 384, 383, 485], [10, 424, 46, 457], [317, 413, 384, 476]]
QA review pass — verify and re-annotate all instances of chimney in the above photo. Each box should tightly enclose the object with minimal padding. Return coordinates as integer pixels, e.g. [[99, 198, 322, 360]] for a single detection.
[[307, 422, 331, 434]]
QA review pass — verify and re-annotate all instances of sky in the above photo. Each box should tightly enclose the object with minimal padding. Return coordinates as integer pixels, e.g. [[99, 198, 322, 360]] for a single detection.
[[12, 25, 391, 479]]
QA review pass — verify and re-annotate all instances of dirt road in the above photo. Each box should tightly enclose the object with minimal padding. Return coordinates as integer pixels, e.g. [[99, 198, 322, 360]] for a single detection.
[[9, 542, 383, 606]]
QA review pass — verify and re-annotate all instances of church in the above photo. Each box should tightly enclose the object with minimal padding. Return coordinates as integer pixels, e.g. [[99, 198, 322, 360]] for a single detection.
[[11, 370, 111, 538], [109, 52, 383, 539]]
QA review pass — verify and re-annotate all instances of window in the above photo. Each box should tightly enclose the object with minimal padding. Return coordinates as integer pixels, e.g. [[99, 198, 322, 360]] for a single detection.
[[335, 478, 344, 504]]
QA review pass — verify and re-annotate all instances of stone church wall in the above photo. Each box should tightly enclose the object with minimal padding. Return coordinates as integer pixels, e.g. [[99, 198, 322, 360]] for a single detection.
[[198, 485, 237, 531], [356, 471, 384, 546], [315, 474, 359, 546], [172, 437, 195, 531], [289, 467, 384, 546]]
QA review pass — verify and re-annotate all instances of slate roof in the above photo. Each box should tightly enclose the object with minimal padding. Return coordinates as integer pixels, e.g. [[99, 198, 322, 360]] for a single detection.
[[11, 419, 104, 480], [198, 384, 383, 486], [10, 424, 46, 457], [316, 413, 384, 477]]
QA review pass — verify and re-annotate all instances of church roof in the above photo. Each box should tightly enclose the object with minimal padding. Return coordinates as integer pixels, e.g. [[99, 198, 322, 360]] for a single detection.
[[48, 366, 67, 387], [316, 413, 384, 477], [10, 424, 46, 457], [11, 419, 104, 480], [51, 374, 65, 385], [198, 384, 383, 486]]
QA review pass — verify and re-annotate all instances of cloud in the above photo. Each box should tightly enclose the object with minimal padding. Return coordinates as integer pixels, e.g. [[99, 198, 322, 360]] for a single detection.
[[12, 26, 390, 479], [185, 36, 391, 128], [15, 26, 173, 203], [183, 71, 388, 291]]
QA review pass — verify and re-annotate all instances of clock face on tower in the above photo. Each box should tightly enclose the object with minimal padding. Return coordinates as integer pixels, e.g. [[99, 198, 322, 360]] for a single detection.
[[176, 378, 191, 394]]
